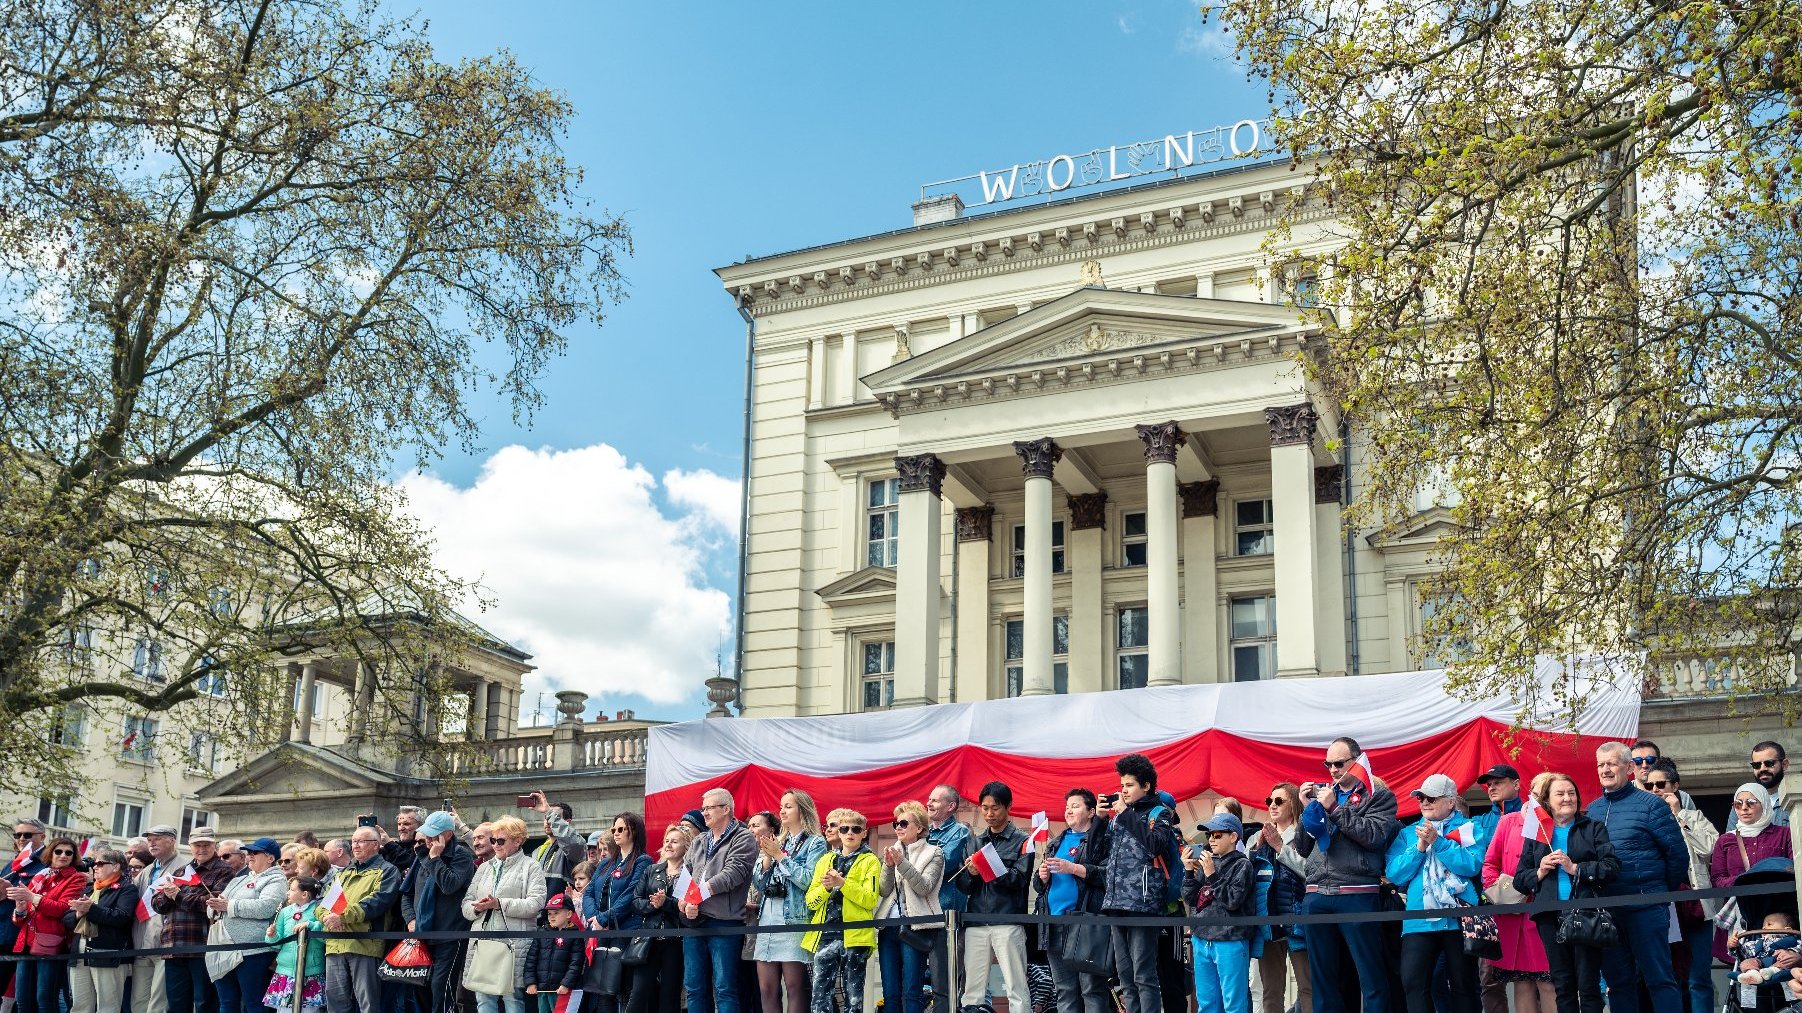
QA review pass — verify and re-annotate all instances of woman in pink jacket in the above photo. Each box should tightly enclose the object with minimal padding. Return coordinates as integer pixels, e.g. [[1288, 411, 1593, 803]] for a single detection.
[[1481, 774, 1554, 1013]]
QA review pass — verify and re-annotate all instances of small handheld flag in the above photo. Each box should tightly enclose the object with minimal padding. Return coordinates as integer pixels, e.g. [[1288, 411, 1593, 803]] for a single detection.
[[321, 880, 349, 915], [1521, 795, 1553, 847], [1446, 823, 1478, 848], [170, 865, 202, 888], [1022, 812, 1049, 855], [10, 842, 34, 873], [674, 868, 711, 907], [971, 843, 1007, 882]]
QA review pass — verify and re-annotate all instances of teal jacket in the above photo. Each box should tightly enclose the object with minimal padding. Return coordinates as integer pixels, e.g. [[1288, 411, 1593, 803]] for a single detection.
[[270, 901, 326, 980], [1383, 811, 1486, 934]]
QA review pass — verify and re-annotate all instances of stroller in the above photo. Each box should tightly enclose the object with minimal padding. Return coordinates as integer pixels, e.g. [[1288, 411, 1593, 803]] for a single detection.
[[1722, 857, 1798, 1013]]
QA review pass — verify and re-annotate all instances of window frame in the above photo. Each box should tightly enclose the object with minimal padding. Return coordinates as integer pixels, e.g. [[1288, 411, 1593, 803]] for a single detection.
[[186, 730, 220, 773], [121, 714, 158, 764], [866, 477, 901, 569], [1003, 614, 1070, 696], [179, 806, 215, 844], [132, 636, 165, 683], [1116, 605, 1151, 690], [1120, 511, 1148, 568], [111, 798, 146, 840], [1233, 498, 1275, 557], [859, 638, 896, 712], [1009, 520, 1067, 578], [1229, 594, 1278, 682], [49, 703, 87, 749], [37, 796, 76, 832]]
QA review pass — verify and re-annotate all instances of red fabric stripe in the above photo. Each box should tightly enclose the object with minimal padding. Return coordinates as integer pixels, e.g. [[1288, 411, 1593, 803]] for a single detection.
[[647, 721, 1622, 831]]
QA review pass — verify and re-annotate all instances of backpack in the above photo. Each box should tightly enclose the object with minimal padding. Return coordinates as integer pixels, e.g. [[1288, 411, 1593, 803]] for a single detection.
[[1145, 803, 1184, 909]]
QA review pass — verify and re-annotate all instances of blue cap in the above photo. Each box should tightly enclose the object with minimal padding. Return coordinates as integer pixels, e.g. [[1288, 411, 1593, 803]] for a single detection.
[[244, 837, 282, 858], [1199, 812, 1244, 838], [418, 811, 457, 839], [682, 809, 707, 830]]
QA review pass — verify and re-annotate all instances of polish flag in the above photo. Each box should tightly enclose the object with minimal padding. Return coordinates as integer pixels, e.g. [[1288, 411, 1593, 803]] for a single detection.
[[970, 843, 1008, 883], [1446, 822, 1478, 848], [1021, 812, 1049, 855], [321, 879, 349, 915], [1520, 795, 1553, 846], [169, 865, 202, 888], [136, 891, 155, 922], [10, 841, 33, 873], [674, 868, 711, 907]]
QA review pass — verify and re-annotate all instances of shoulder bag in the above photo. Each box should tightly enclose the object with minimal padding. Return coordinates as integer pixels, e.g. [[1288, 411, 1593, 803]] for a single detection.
[[893, 848, 933, 954], [462, 863, 517, 995], [1457, 900, 1504, 961], [204, 917, 243, 982], [1555, 882, 1618, 949], [1051, 841, 1111, 976]]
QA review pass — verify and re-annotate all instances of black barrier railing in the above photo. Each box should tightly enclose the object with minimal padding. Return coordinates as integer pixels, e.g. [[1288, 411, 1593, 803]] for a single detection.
[[2, 881, 1790, 1013]]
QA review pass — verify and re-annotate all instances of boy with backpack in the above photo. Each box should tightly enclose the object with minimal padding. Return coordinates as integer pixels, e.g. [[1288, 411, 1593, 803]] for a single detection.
[[1184, 813, 1257, 1013], [1103, 754, 1186, 1013]]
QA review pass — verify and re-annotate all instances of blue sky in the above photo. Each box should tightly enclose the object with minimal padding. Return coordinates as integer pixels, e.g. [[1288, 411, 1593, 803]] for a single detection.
[[396, 1, 1265, 724]]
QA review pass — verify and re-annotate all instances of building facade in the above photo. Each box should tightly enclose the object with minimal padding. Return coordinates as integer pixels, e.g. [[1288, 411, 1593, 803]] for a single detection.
[[715, 157, 1791, 803]]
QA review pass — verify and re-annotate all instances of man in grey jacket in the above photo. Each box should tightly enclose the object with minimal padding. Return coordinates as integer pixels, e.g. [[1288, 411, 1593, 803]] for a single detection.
[[681, 788, 757, 1013], [528, 792, 587, 900]]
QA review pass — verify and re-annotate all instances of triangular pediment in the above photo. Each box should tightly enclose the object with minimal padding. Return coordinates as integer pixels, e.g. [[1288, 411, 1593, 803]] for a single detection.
[[863, 287, 1313, 395], [815, 565, 897, 605], [197, 742, 397, 801], [1366, 506, 1464, 550]]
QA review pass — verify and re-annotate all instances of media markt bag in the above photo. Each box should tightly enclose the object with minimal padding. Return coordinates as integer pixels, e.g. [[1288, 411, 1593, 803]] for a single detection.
[[379, 938, 433, 986]]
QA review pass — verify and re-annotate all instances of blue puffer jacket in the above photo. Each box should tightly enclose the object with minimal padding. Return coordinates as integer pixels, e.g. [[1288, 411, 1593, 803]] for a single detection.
[[1585, 783, 1687, 899]]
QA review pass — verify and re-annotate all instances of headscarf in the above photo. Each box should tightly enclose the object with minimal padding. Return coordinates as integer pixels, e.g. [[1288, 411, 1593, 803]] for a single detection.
[[1733, 782, 1774, 837]]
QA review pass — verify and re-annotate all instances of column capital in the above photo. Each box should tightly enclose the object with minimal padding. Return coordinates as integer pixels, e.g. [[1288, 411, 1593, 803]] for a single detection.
[[1134, 421, 1185, 464], [955, 505, 995, 542], [1315, 464, 1344, 503], [1179, 479, 1219, 518], [1266, 403, 1319, 447], [1068, 492, 1109, 531], [895, 453, 945, 497], [1013, 437, 1063, 479]]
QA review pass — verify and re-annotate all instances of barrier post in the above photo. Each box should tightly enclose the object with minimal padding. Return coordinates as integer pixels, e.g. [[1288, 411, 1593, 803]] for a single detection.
[[292, 924, 309, 1013], [937, 910, 958, 1013]]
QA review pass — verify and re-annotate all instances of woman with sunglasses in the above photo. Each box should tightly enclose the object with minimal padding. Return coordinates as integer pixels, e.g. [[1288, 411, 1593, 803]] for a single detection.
[[803, 809, 881, 1013], [1710, 784, 1793, 950], [751, 790, 826, 1013], [8, 836, 89, 1013], [878, 800, 944, 1013], [1249, 783, 1310, 1013], [67, 848, 139, 1013]]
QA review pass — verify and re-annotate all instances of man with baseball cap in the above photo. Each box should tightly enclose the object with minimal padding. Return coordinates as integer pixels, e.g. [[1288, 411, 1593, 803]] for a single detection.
[[130, 825, 180, 1013], [400, 812, 474, 1013], [152, 826, 234, 1013], [1470, 766, 1523, 1013]]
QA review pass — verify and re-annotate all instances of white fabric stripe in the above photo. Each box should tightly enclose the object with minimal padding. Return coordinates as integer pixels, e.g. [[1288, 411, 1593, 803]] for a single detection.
[[648, 655, 1641, 793]]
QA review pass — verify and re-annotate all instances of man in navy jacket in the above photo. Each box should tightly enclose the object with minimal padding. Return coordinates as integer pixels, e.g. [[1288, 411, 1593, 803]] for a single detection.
[[1588, 741, 1688, 1013]]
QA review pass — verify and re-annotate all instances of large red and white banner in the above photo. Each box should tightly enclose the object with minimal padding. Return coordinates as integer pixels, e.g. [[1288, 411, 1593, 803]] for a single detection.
[[646, 659, 1640, 831]]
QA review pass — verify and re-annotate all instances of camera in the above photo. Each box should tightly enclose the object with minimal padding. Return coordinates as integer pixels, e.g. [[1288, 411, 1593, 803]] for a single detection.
[[1099, 792, 1121, 808], [356, 814, 377, 828]]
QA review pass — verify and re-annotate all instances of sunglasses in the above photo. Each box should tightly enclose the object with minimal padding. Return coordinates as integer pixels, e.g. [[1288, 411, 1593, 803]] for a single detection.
[[1207, 831, 1236, 840], [1733, 798, 1764, 808], [1264, 797, 1286, 806], [12, 832, 39, 840], [836, 824, 866, 834], [52, 849, 77, 857], [1645, 780, 1673, 791], [1751, 759, 1782, 770], [1630, 756, 1658, 766], [894, 820, 911, 829], [1322, 759, 1350, 770]]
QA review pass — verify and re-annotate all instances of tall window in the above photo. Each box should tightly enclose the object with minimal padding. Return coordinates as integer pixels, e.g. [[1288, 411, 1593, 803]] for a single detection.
[[36, 797, 75, 831], [1418, 589, 1472, 669], [1234, 499, 1274, 556], [1292, 274, 1320, 308], [1004, 616, 1069, 696], [121, 715, 158, 763], [132, 637, 165, 682], [180, 806, 215, 843], [208, 586, 234, 619], [1230, 595, 1277, 682], [196, 660, 226, 697], [1121, 511, 1148, 567], [1010, 521, 1067, 577], [867, 478, 900, 568], [186, 731, 220, 773], [146, 565, 171, 598], [111, 800, 145, 839], [1117, 607, 1150, 689], [861, 640, 895, 711], [294, 679, 322, 716], [49, 704, 86, 748], [62, 624, 93, 665]]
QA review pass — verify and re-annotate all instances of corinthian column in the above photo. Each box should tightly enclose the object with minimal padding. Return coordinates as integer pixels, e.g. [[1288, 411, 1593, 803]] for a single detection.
[[1013, 438, 1062, 696], [1267, 404, 1321, 677], [1136, 422, 1184, 686], [893, 453, 946, 707]]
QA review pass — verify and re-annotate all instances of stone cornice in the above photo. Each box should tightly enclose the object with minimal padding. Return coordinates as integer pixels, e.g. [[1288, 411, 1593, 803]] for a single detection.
[[726, 193, 1334, 317]]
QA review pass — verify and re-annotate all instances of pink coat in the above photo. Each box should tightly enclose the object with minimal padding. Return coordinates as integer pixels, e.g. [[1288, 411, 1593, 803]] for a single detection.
[[1710, 824, 1793, 963], [1481, 810, 1550, 974]]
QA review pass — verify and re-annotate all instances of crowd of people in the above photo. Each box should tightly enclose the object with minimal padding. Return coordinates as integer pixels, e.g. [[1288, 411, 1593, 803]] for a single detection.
[[1, 741, 1795, 1013]]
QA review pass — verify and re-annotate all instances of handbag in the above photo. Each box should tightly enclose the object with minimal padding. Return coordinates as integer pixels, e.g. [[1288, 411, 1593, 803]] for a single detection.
[[462, 865, 517, 996], [1487, 873, 1528, 906], [1555, 884, 1619, 949], [620, 934, 653, 966], [580, 939, 625, 996], [1458, 901, 1503, 961], [1056, 921, 1114, 976], [890, 858, 933, 954], [204, 919, 244, 982], [379, 938, 433, 986]]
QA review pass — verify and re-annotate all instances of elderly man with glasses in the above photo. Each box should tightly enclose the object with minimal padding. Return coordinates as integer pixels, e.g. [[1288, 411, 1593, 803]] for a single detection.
[[151, 826, 236, 1013], [1297, 736, 1400, 1013], [324, 825, 401, 1013], [681, 789, 758, 1013], [1587, 741, 1688, 1013], [1, 817, 49, 1000]]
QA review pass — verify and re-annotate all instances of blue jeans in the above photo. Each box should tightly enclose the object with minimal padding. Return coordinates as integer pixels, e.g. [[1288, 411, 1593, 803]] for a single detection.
[[683, 917, 743, 1013], [1304, 892, 1392, 1013], [1682, 924, 1714, 1013], [1192, 939, 1251, 1013], [16, 958, 67, 1013], [164, 958, 217, 1013], [878, 928, 929, 1013], [216, 952, 274, 1013], [475, 991, 526, 1013], [1598, 905, 1682, 1013]]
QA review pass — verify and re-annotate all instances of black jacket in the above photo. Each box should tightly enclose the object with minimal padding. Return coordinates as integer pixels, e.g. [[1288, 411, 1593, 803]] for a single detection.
[[1032, 818, 1111, 950], [952, 822, 1033, 915], [1512, 814, 1620, 922], [1183, 848, 1256, 943], [76, 881, 141, 967], [633, 862, 680, 929], [401, 838, 476, 933], [524, 935, 585, 991]]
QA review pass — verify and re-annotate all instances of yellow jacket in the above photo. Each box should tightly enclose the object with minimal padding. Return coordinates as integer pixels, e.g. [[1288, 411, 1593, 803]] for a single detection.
[[802, 848, 881, 952]]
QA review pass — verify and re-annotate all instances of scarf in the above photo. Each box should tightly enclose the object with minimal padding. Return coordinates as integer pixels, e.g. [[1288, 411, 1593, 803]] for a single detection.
[[1733, 782, 1774, 837], [1419, 818, 1463, 911]]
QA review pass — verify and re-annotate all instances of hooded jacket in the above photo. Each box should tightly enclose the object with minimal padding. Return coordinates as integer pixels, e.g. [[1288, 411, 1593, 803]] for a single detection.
[[951, 821, 1032, 915], [401, 837, 476, 934], [803, 847, 882, 952]]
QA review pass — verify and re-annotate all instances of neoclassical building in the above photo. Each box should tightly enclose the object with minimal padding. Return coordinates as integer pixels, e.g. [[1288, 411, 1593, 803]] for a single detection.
[[714, 153, 1786, 802]]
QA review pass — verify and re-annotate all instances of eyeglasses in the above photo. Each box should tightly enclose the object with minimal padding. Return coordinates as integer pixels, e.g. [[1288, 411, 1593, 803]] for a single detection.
[[12, 831, 40, 840], [1631, 756, 1659, 766], [894, 820, 911, 829], [701, 803, 730, 812], [1751, 759, 1782, 770], [1645, 780, 1673, 790], [837, 824, 866, 834], [611, 827, 628, 834], [94, 860, 117, 867], [1322, 759, 1350, 770], [279, 859, 295, 865], [1733, 798, 1764, 809], [52, 849, 77, 857]]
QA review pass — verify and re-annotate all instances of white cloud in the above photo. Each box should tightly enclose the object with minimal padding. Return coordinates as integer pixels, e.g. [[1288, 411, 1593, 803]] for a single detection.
[[663, 468, 741, 536], [397, 444, 735, 711], [1117, 14, 1136, 34], [1177, 24, 1234, 57]]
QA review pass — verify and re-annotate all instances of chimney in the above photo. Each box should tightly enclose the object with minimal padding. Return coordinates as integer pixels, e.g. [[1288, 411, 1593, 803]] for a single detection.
[[912, 193, 964, 227]]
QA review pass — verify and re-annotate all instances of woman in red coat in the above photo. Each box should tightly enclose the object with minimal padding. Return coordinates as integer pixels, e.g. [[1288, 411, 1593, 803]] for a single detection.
[[1710, 784, 1794, 963], [8, 836, 90, 1013], [1482, 774, 1555, 1013]]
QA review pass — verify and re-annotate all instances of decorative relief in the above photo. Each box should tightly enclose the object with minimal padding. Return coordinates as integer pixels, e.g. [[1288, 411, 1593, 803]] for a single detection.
[[1013, 437, 1063, 480], [894, 454, 945, 497], [892, 323, 912, 363], [1179, 480, 1219, 518], [1265, 403, 1319, 447], [1024, 326, 1169, 364], [1080, 260, 1104, 287], [1314, 464, 1343, 504], [1135, 421, 1185, 465], [955, 505, 995, 542], [1068, 493, 1108, 530]]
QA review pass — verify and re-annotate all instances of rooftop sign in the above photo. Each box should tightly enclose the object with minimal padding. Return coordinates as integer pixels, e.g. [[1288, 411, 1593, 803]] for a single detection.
[[920, 119, 1277, 210]]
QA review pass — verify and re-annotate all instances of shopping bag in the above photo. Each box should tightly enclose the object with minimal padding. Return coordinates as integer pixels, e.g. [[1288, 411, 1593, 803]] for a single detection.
[[380, 938, 433, 986]]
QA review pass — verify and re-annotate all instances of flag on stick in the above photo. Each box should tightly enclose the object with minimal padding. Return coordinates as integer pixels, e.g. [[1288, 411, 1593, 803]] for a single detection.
[[1521, 795, 1553, 846], [1022, 812, 1049, 854], [321, 879, 349, 915], [674, 868, 711, 907], [10, 842, 33, 873], [1446, 822, 1478, 847], [971, 843, 1008, 882]]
